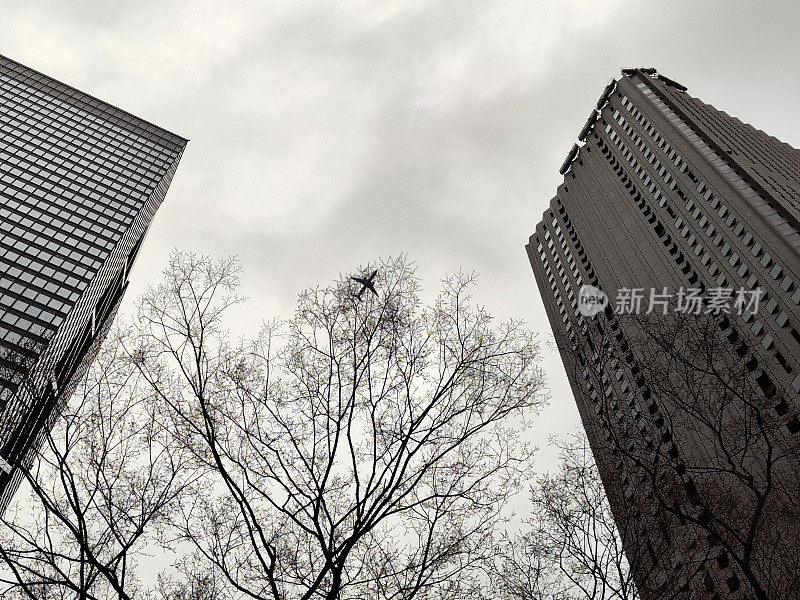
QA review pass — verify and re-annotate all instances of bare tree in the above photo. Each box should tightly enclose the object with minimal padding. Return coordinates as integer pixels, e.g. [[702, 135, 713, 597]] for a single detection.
[[127, 252, 545, 600], [0, 332, 194, 600], [489, 528, 561, 600], [145, 555, 229, 600], [531, 435, 640, 600], [491, 434, 640, 600]]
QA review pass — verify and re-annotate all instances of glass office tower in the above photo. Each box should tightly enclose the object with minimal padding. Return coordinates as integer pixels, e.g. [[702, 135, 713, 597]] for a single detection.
[[0, 55, 187, 510]]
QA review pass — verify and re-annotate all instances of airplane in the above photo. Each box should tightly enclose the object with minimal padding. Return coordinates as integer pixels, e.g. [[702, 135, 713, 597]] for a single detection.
[[351, 269, 378, 299]]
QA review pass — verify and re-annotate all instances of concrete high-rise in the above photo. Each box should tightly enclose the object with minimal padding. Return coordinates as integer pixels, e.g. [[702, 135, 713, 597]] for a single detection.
[[0, 55, 186, 510], [527, 68, 800, 599]]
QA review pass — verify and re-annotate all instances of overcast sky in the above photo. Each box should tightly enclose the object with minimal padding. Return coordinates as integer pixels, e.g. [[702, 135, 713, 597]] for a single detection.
[[2, 0, 799, 469]]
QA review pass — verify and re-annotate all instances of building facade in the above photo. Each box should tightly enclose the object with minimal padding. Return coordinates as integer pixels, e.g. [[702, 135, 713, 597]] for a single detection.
[[0, 55, 186, 510], [527, 68, 800, 598]]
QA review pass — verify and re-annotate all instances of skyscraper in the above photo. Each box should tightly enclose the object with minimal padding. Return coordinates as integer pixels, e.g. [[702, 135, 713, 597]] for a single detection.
[[527, 68, 800, 599], [0, 55, 186, 510]]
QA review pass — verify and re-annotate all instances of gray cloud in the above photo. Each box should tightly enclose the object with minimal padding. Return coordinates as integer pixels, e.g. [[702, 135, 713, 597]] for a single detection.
[[1, 0, 798, 470]]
